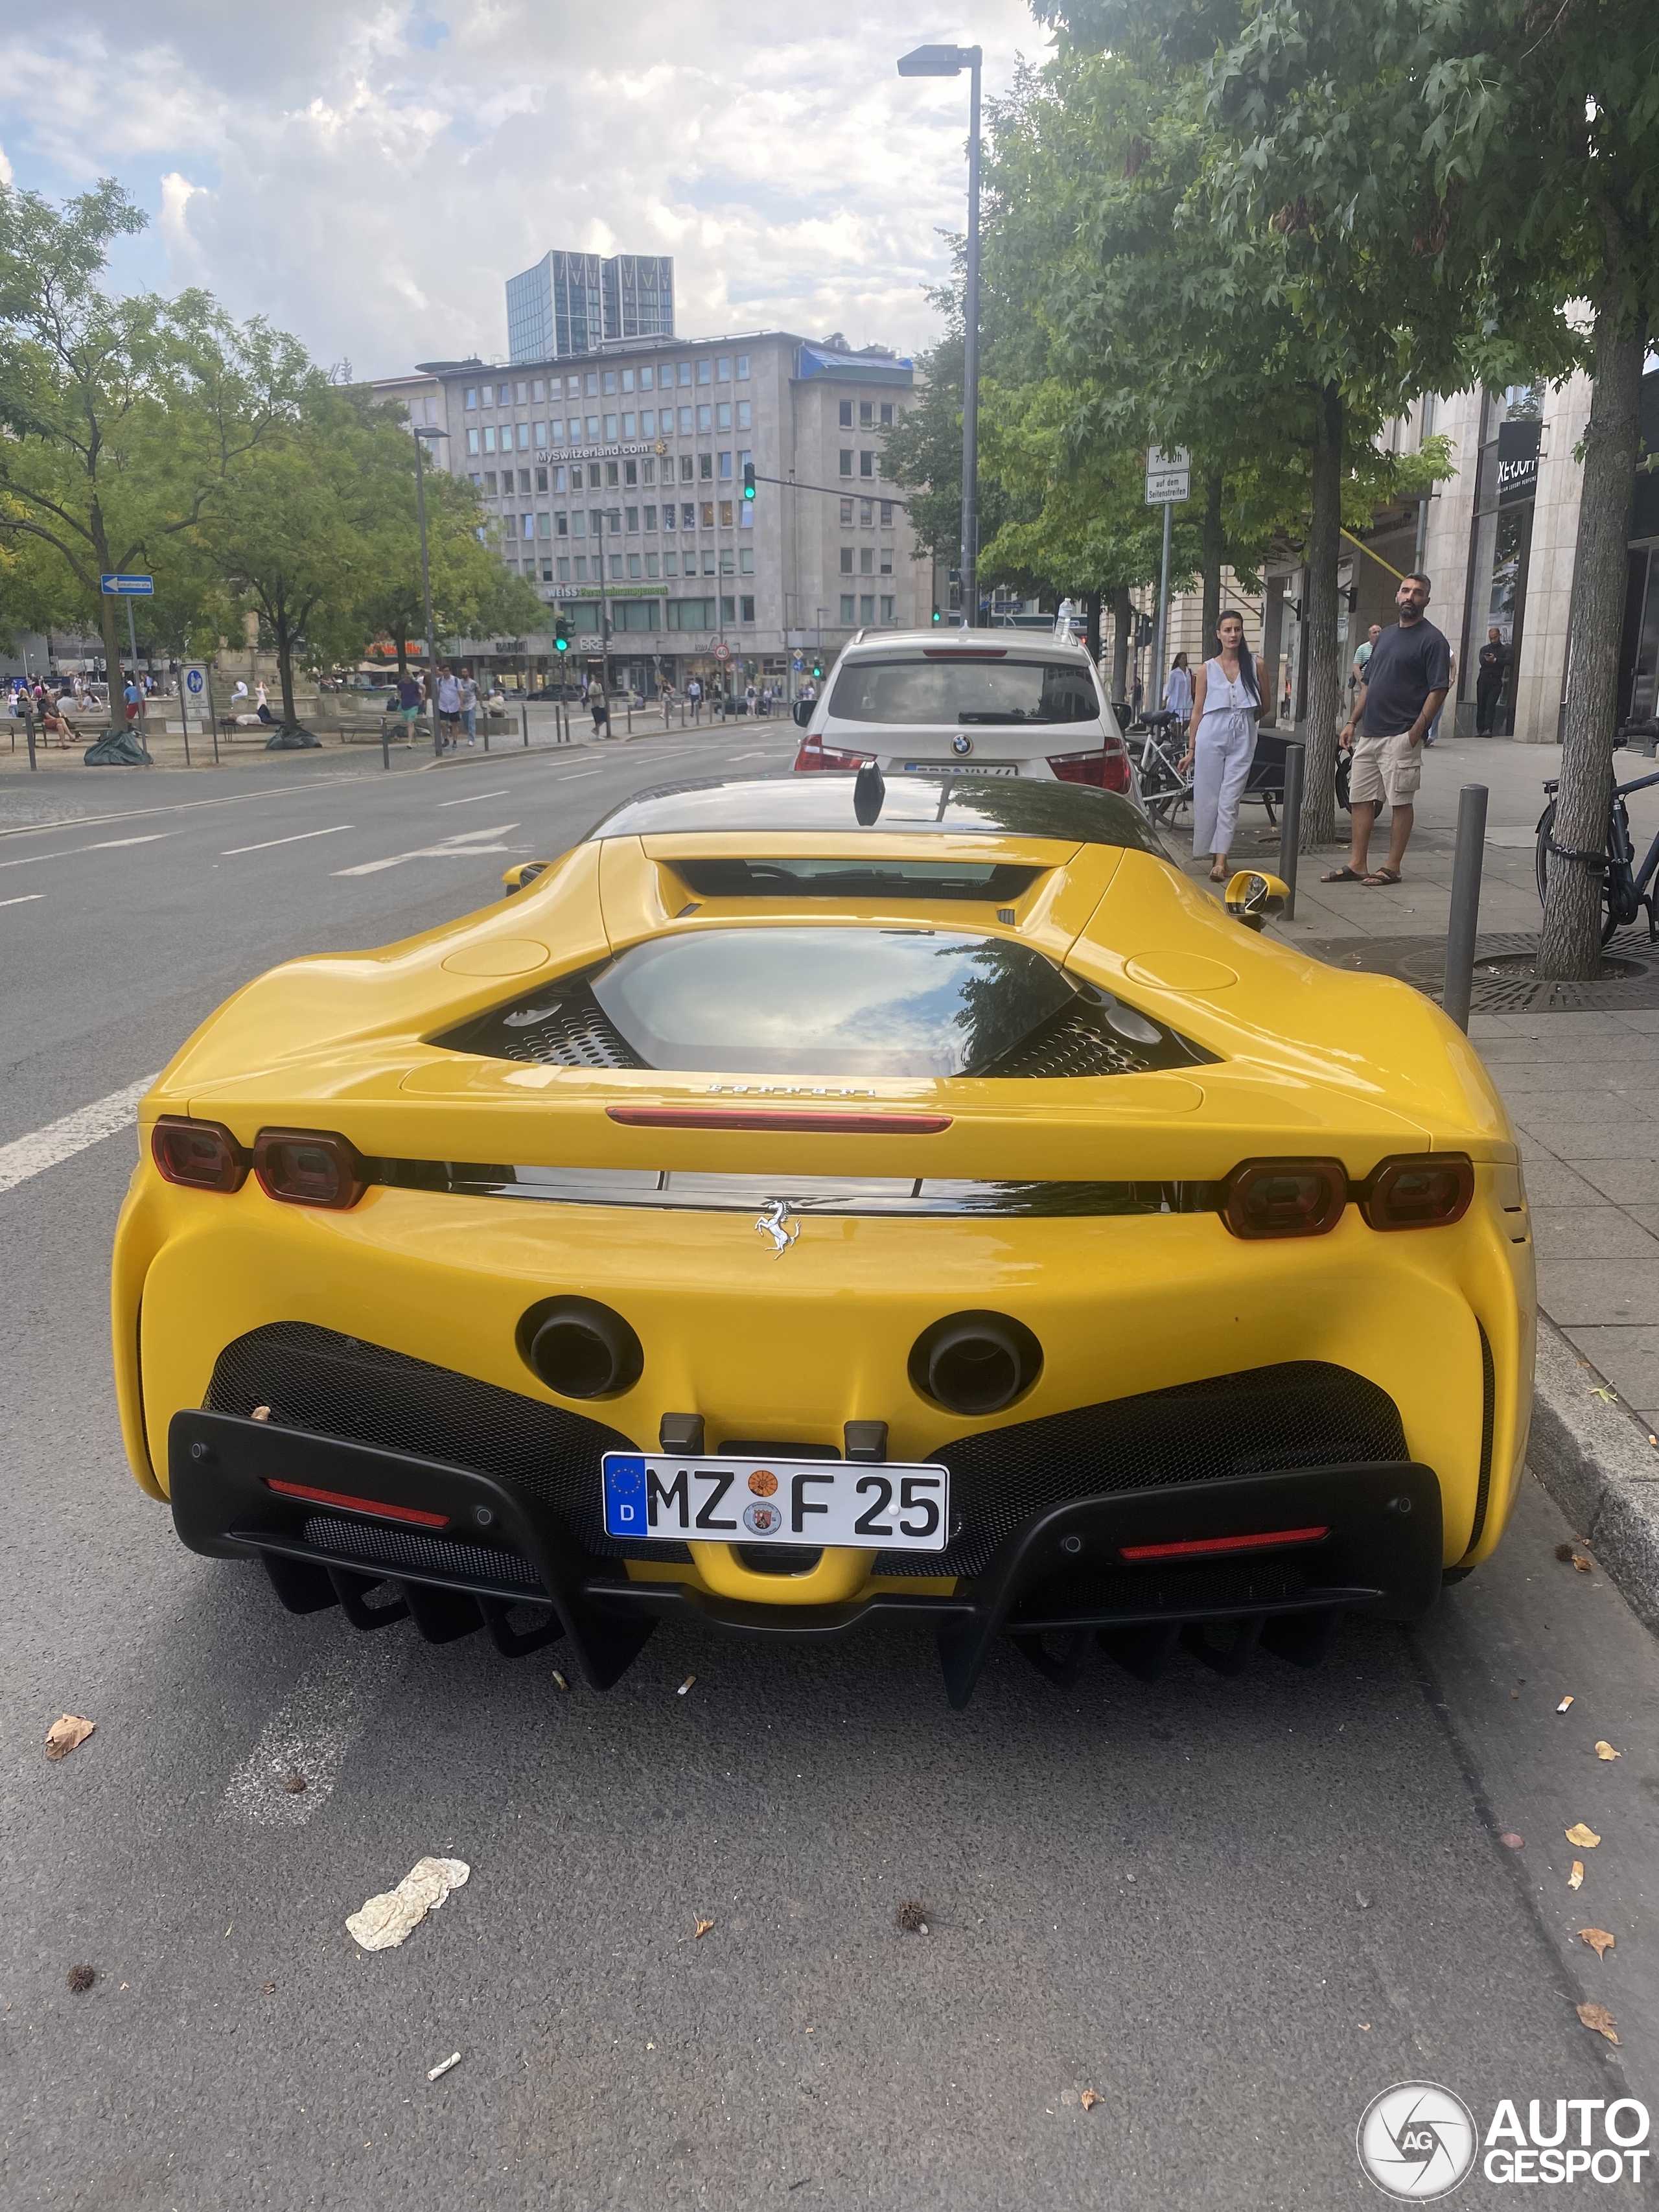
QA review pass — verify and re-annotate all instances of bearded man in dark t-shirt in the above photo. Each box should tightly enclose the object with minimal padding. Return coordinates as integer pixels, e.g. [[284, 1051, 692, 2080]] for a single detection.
[[1321, 572, 1451, 888]]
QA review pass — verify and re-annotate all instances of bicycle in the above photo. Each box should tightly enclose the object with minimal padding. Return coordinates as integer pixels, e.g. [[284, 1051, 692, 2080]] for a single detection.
[[1535, 758, 1659, 945], [1126, 707, 1194, 824]]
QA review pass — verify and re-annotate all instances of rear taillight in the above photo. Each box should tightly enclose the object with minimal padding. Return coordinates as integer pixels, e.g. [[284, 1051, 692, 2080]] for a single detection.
[[793, 736, 876, 773], [252, 1128, 368, 1209], [266, 1478, 448, 1528], [1047, 743, 1131, 793], [1360, 1154, 1474, 1231], [1121, 1525, 1330, 1561], [1222, 1159, 1347, 1239], [152, 1116, 248, 1193]]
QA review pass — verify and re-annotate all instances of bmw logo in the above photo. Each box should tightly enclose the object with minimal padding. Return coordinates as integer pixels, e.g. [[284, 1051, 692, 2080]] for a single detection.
[[951, 734, 972, 755]]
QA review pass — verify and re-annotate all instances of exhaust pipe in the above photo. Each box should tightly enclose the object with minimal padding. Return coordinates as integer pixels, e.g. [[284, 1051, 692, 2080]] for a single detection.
[[909, 1310, 1042, 1415], [520, 1297, 644, 1399]]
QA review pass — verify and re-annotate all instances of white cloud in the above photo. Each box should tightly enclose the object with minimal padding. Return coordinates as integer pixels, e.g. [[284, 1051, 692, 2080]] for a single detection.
[[0, 0, 1040, 373]]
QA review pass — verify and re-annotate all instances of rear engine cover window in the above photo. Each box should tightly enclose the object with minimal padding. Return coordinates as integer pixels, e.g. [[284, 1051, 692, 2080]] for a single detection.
[[676, 857, 1040, 902], [828, 656, 1098, 727], [591, 927, 1078, 1076]]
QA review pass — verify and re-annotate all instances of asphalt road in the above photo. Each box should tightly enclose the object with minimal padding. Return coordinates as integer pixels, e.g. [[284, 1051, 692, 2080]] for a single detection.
[[4, 733, 1658, 2212]]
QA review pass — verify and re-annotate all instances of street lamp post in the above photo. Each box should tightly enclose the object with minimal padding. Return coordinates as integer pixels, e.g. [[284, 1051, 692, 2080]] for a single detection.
[[898, 41, 983, 631], [413, 424, 448, 756]]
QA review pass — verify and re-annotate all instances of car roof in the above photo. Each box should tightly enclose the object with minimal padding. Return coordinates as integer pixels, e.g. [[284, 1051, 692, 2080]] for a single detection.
[[837, 628, 1091, 659], [585, 771, 1162, 850]]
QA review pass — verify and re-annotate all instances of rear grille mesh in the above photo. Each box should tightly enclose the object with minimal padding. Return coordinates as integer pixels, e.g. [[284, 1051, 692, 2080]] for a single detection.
[[922, 1362, 1408, 1578], [986, 1007, 1152, 1078], [303, 1513, 544, 1590], [204, 1323, 688, 1563], [433, 976, 644, 1070]]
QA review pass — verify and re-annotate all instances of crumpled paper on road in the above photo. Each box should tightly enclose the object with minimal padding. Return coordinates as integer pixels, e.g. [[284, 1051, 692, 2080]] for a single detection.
[[347, 1857, 470, 1952]]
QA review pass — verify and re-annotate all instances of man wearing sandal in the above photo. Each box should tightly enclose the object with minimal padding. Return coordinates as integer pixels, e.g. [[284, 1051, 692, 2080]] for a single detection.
[[1321, 571, 1450, 889]]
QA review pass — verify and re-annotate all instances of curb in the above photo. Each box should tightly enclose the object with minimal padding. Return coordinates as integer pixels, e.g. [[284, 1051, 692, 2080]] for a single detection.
[[1527, 1312, 1659, 1635]]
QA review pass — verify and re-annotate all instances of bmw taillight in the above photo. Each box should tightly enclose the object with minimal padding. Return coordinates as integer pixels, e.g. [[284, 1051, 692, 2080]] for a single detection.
[[793, 736, 876, 773], [1360, 1155, 1474, 1231], [252, 1128, 368, 1210], [152, 1116, 248, 1193], [1222, 1159, 1347, 1239], [1047, 741, 1131, 793]]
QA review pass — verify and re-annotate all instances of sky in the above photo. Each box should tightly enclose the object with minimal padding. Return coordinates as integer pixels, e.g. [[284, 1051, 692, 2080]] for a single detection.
[[0, 0, 1041, 380]]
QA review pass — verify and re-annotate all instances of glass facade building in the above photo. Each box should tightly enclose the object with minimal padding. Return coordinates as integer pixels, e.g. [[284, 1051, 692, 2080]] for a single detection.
[[507, 251, 674, 365]]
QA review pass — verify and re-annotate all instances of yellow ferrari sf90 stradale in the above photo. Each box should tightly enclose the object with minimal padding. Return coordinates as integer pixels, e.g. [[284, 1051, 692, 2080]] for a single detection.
[[113, 771, 1533, 1703]]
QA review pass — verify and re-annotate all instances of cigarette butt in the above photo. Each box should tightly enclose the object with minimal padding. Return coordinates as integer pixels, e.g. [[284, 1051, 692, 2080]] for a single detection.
[[678, 1675, 696, 1696], [427, 2052, 461, 2082], [551, 1670, 570, 1692], [1557, 1696, 1573, 1714]]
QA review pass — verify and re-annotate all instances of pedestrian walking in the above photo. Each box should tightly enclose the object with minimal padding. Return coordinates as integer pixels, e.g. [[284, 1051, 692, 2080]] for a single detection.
[[1475, 627, 1512, 736], [396, 668, 422, 739], [435, 664, 461, 754], [590, 681, 610, 738], [1322, 571, 1451, 889], [1162, 652, 1193, 721], [687, 675, 702, 723], [1179, 611, 1262, 883], [1350, 624, 1380, 706], [458, 666, 478, 747]]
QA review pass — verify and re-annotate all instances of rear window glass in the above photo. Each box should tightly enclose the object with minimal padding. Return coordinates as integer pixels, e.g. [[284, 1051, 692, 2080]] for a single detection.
[[675, 857, 1040, 902], [828, 655, 1098, 727], [591, 927, 1078, 1077]]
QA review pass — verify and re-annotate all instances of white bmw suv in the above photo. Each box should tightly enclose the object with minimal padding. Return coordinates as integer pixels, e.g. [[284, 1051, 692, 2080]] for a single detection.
[[791, 629, 1133, 794]]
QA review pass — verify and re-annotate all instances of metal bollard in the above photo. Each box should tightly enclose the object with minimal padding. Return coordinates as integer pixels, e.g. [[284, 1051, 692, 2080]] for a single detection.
[[1442, 783, 1489, 1032], [25, 706, 36, 771], [521, 703, 529, 748], [382, 724, 390, 771], [182, 717, 191, 767], [1277, 741, 1304, 921], [626, 701, 634, 736], [483, 718, 490, 752], [212, 719, 220, 764]]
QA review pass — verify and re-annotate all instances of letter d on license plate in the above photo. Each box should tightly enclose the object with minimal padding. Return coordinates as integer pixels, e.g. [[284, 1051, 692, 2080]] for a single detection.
[[601, 1454, 950, 1552]]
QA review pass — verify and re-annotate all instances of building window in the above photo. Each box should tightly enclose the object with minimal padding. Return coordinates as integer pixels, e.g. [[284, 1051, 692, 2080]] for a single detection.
[[498, 384, 511, 405], [603, 371, 617, 395], [533, 425, 546, 450], [697, 358, 712, 385], [664, 551, 679, 576], [567, 375, 581, 399], [557, 557, 570, 581], [881, 595, 896, 622], [739, 548, 754, 576], [470, 472, 481, 489], [571, 510, 585, 537], [719, 500, 734, 527], [719, 548, 734, 575], [483, 471, 497, 494], [699, 454, 713, 482], [839, 400, 853, 428], [667, 596, 715, 629], [682, 502, 695, 526], [645, 552, 659, 577], [881, 501, 894, 525], [610, 553, 623, 579], [679, 407, 693, 436], [718, 452, 732, 480], [860, 548, 874, 575], [736, 355, 750, 380], [483, 426, 496, 453], [881, 402, 894, 426], [621, 367, 635, 393], [702, 548, 715, 575], [736, 400, 751, 431], [880, 547, 893, 575], [515, 381, 528, 403], [644, 504, 657, 531], [840, 498, 854, 525], [516, 424, 529, 450], [717, 357, 731, 382], [859, 400, 873, 426], [535, 466, 548, 493], [721, 595, 736, 623], [532, 379, 545, 402], [678, 362, 692, 386], [860, 500, 874, 526], [840, 594, 856, 622], [574, 555, 588, 579], [622, 413, 636, 437], [588, 462, 601, 488], [627, 552, 642, 578], [701, 501, 715, 528], [553, 466, 567, 493], [642, 458, 655, 483], [640, 366, 655, 390], [605, 414, 618, 439], [555, 511, 568, 537], [465, 387, 478, 410], [859, 452, 874, 478], [740, 596, 755, 623], [586, 415, 599, 439], [641, 410, 655, 437], [537, 513, 551, 538], [662, 505, 675, 532], [467, 428, 479, 455], [739, 500, 752, 529], [697, 404, 712, 433], [625, 506, 639, 533], [840, 548, 854, 574], [717, 402, 732, 431], [839, 450, 853, 476], [606, 460, 620, 487], [680, 456, 695, 483], [860, 594, 876, 622], [519, 513, 532, 539]]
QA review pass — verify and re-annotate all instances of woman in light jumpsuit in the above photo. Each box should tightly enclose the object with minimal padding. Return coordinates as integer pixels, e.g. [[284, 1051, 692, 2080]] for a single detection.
[[1179, 611, 1262, 883]]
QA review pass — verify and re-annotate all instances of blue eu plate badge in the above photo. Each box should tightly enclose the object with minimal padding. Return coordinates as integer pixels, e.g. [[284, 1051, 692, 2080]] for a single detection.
[[603, 1455, 648, 1537]]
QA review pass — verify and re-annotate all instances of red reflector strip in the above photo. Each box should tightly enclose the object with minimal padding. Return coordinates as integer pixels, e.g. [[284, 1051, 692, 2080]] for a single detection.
[[1120, 1524, 1330, 1562], [266, 1478, 450, 1529], [921, 647, 1007, 658], [605, 1107, 953, 1134]]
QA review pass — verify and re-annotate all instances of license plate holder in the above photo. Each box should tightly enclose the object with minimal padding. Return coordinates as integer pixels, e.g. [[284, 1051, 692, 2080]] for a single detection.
[[601, 1453, 950, 1552]]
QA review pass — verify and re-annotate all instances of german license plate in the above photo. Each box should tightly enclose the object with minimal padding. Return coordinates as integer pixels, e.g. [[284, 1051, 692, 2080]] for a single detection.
[[601, 1453, 951, 1552], [898, 760, 1019, 776]]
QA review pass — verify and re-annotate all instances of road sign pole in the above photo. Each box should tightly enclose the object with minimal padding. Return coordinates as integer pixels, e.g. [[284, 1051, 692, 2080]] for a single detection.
[[1153, 500, 1173, 722]]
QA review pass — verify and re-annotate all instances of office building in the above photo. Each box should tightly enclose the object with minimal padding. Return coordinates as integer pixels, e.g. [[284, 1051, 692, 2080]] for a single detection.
[[408, 332, 927, 695], [505, 251, 675, 366]]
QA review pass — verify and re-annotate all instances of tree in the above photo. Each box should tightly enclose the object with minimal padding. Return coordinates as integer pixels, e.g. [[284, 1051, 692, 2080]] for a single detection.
[[0, 179, 307, 761]]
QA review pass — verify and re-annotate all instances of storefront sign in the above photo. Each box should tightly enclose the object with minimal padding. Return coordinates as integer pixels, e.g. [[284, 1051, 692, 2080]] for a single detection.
[[534, 440, 665, 466], [1497, 419, 1541, 506]]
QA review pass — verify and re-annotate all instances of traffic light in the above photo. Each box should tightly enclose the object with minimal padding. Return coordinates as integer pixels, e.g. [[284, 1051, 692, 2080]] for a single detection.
[[811, 658, 822, 681], [931, 606, 942, 623], [554, 616, 569, 655], [742, 461, 756, 502]]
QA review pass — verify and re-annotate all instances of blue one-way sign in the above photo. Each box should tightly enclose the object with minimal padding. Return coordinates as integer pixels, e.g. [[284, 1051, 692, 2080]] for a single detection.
[[100, 573, 154, 596]]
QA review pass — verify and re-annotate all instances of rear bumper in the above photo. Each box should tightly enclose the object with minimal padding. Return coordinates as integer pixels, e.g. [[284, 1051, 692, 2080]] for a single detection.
[[169, 1408, 1443, 1705]]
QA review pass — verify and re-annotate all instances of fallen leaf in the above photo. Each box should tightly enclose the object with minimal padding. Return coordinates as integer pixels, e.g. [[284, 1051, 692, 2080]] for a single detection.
[[1595, 1741, 1621, 1761], [45, 1714, 95, 1762], [1577, 2001, 1619, 2045], [1499, 1832, 1526, 1850], [678, 1676, 697, 1696], [896, 1898, 929, 1933], [262, 1981, 276, 1994], [1569, 1861, 1584, 1890], [1359, 2022, 1372, 2031], [1557, 1695, 1575, 1713], [426, 2051, 462, 2081], [1566, 1823, 1601, 1848], [283, 1774, 308, 1794], [347, 1856, 470, 1952], [1590, 1386, 1618, 1404], [1571, 1554, 1594, 1572], [1355, 1891, 1372, 1909], [1579, 1927, 1616, 1962], [1080, 2089, 1101, 2111], [693, 1916, 715, 1940], [66, 1964, 95, 1994]]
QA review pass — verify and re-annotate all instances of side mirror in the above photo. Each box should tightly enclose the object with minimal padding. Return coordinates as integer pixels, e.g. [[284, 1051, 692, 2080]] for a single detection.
[[502, 861, 549, 898], [1224, 870, 1288, 931], [792, 698, 813, 728]]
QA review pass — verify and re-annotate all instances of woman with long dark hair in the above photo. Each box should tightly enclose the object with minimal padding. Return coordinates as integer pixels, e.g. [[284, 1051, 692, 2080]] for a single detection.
[[1179, 609, 1262, 881]]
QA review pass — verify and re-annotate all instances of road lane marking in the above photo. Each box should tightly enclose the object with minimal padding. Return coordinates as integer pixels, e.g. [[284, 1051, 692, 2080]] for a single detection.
[[0, 1073, 161, 1196], [222, 824, 354, 856], [332, 822, 520, 877], [0, 771, 384, 843], [0, 831, 178, 871], [222, 1642, 400, 1828], [438, 788, 511, 806], [0, 894, 43, 908]]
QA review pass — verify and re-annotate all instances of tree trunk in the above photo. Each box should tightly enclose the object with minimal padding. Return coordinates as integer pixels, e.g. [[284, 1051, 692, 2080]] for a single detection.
[[1538, 294, 1646, 979], [1111, 585, 1132, 704], [1084, 588, 1102, 669], [1299, 381, 1344, 848], [1201, 471, 1224, 658], [277, 601, 299, 728]]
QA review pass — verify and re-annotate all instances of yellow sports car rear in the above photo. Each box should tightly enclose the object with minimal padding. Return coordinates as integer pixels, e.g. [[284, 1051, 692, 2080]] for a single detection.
[[113, 771, 1533, 1701]]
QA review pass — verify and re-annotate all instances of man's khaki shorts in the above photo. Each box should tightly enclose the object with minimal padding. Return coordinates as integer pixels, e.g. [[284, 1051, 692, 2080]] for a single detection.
[[1349, 729, 1422, 809]]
